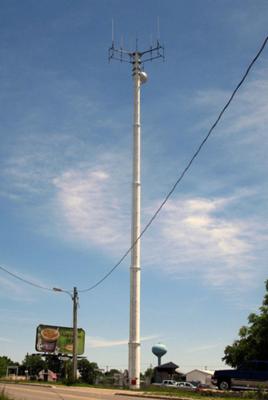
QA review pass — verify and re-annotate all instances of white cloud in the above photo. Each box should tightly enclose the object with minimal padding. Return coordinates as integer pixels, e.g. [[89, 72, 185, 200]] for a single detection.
[[186, 343, 220, 353], [51, 162, 266, 289], [52, 155, 131, 252], [86, 334, 158, 349], [1, 64, 268, 292], [0, 274, 30, 296], [2, 136, 266, 290], [143, 193, 266, 288], [193, 66, 268, 142], [0, 265, 53, 302]]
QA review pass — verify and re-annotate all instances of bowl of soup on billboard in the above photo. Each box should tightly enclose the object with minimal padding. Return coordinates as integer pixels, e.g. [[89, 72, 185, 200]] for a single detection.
[[41, 327, 60, 342]]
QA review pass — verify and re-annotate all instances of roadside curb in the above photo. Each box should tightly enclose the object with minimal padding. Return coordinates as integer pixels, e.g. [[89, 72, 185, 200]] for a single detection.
[[0, 381, 53, 388], [115, 392, 189, 400]]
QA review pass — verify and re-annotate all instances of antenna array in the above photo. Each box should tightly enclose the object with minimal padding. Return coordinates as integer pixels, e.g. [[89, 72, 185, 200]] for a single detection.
[[108, 40, 164, 64]]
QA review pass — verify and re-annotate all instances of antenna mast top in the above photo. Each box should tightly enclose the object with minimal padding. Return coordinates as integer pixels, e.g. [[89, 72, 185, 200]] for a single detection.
[[108, 32, 164, 64], [109, 42, 164, 64]]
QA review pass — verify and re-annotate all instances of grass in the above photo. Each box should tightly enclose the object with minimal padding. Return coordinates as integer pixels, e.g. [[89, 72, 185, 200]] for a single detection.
[[140, 386, 268, 400], [142, 386, 224, 399], [140, 386, 255, 400], [0, 389, 13, 400]]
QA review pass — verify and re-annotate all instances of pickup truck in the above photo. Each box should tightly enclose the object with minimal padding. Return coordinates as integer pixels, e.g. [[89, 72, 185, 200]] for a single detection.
[[212, 361, 268, 390]]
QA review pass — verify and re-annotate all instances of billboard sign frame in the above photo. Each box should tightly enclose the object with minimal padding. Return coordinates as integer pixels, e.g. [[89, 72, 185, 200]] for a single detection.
[[35, 324, 85, 355]]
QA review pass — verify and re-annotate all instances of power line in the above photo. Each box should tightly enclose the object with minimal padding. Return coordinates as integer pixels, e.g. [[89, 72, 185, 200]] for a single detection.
[[0, 264, 55, 292], [79, 35, 268, 293], [0, 37, 267, 295]]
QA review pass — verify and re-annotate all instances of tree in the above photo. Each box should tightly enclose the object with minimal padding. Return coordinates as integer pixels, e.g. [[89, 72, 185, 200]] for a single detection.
[[223, 280, 268, 367], [105, 368, 120, 376], [143, 366, 154, 384], [77, 359, 100, 384], [22, 354, 46, 377], [45, 354, 62, 375], [144, 367, 154, 378], [0, 356, 13, 377]]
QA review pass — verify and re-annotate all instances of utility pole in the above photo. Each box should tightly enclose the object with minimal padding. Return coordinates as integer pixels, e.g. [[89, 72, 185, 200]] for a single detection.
[[53, 286, 79, 381], [72, 286, 78, 381], [109, 36, 164, 390]]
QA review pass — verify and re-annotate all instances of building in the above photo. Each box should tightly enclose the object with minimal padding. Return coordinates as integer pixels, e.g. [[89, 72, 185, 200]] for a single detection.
[[38, 369, 57, 382], [186, 369, 214, 386], [152, 362, 184, 384]]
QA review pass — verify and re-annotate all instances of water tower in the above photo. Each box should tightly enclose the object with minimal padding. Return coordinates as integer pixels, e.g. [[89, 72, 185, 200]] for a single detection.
[[152, 343, 167, 366]]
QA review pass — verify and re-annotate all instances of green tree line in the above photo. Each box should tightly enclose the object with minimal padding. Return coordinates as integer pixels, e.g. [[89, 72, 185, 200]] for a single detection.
[[223, 280, 268, 367], [0, 353, 108, 384]]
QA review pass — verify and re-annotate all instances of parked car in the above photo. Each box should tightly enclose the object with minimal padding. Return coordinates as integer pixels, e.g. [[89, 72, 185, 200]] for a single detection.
[[162, 379, 177, 387], [212, 360, 268, 390], [176, 382, 197, 390]]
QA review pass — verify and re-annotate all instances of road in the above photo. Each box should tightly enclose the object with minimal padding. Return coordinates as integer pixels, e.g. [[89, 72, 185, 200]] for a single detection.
[[0, 383, 150, 400]]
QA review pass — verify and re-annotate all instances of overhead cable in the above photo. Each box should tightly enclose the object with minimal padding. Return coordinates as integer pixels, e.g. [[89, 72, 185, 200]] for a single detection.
[[79, 35, 268, 293], [0, 37, 267, 294], [0, 264, 55, 292]]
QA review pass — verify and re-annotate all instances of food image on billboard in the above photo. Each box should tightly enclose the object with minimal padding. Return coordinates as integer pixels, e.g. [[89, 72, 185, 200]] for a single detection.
[[36, 325, 85, 355]]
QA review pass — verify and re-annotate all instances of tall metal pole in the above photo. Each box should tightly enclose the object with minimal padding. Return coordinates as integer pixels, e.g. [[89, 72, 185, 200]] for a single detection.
[[129, 52, 142, 390], [72, 286, 78, 381], [109, 39, 164, 391]]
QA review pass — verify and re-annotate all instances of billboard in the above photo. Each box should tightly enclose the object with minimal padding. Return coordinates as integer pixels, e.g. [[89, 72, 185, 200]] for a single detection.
[[36, 324, 85, 355]]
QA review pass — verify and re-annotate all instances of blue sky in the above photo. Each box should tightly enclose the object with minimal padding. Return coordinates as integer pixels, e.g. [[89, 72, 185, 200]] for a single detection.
[[0, 0, 268, 373]]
